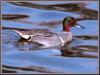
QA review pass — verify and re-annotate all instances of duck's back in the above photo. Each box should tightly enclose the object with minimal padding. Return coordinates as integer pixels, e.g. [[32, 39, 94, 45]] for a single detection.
[[14, 29, 62, 47]]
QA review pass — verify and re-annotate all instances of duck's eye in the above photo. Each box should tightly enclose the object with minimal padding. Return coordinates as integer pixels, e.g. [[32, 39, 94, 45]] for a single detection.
[[67, 20, 71, 22]]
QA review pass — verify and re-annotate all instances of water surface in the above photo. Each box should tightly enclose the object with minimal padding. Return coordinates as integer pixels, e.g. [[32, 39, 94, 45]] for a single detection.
[[2, 1, 98, 74]]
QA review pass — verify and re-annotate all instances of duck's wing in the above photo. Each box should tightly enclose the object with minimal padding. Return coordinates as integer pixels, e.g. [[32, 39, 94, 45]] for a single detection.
[[13, 29, 56, 38]]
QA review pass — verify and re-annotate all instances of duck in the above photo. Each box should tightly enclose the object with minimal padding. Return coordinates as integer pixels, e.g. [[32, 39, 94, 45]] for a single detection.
[[13, 16, 85, 48]]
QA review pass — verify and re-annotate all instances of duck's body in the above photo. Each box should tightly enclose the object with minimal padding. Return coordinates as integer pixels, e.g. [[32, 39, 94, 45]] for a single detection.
[[13, 16, 85, 48], [14, 29, 72, 48]]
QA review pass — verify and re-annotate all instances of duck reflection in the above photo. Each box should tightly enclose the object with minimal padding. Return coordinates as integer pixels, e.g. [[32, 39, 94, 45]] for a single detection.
[[16, 38, 44, 51], [61, 41, 98, 58], [16, 38, 98, 58]]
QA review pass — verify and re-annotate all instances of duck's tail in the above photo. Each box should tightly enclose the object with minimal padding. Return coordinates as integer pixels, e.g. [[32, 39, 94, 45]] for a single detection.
[[13, 29, 23, 36]]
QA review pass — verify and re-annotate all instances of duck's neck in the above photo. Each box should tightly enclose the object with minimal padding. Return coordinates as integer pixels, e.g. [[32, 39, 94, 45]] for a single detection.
[[63, 24, 71, 32]]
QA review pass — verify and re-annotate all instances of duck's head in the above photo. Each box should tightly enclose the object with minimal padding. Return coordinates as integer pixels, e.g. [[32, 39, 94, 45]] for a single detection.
[[63, 16, 85, 32]]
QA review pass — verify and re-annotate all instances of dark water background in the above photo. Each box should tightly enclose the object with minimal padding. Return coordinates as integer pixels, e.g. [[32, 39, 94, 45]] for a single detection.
[[2, 1, 98, 74]]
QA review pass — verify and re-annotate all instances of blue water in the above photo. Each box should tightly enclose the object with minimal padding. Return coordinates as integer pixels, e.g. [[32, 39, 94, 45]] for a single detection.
[[2, 1, 98, 74]]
